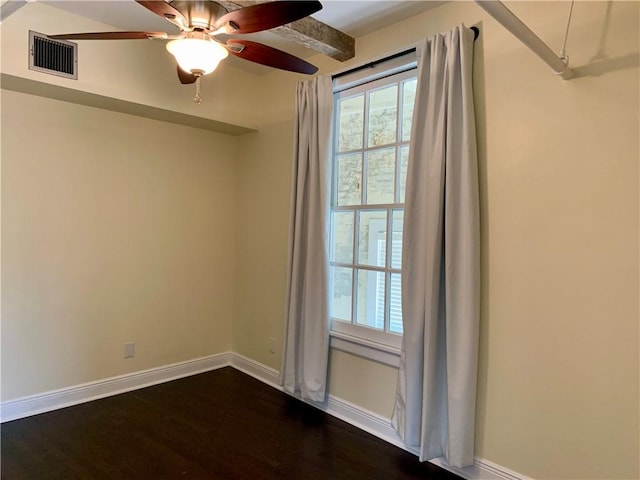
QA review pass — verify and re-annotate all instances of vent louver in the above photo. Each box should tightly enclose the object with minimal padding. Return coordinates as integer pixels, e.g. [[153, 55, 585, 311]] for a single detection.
[[29, 31, 77, 79]]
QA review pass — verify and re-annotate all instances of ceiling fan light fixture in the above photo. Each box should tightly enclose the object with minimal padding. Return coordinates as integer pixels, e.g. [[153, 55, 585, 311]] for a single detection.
[[166, 37, 228, 75]]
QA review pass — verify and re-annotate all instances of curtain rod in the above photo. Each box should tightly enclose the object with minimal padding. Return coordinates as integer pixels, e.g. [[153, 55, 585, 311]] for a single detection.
[[332, 26, 479, 81], [332, 48, 414, 80], [474, 0, 573, 79]]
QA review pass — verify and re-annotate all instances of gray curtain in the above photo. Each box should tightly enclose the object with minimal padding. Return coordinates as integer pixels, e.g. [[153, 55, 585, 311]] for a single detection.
[[281, 75, 333, 402], [391, 25, 480, 468]]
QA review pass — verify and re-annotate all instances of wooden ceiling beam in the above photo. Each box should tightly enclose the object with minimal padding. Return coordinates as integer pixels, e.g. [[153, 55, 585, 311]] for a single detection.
[[215, 0, 355, 61]]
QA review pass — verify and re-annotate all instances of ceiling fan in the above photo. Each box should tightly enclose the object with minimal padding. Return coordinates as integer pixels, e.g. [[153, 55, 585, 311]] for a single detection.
[[49, 0, 322, 101]]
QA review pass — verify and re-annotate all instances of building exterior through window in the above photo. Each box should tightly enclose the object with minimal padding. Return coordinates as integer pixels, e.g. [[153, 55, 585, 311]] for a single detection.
[[329, 54, 417, 350]]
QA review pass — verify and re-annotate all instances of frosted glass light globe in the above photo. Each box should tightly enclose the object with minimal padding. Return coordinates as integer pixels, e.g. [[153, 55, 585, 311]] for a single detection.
[[166, 38, 229, 75]]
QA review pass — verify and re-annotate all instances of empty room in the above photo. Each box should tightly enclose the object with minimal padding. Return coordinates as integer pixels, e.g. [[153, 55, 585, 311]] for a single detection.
[[1, 1, 638, 479]]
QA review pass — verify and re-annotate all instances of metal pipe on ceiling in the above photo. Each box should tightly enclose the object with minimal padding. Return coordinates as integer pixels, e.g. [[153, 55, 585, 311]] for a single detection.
[[475, 0, 574, 80], [0, 0, 28, 23]]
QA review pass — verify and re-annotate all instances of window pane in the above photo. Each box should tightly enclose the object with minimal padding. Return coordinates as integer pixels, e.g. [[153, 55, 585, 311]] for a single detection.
[[331, 211, 354, 263], [389, 273, 403, 334], [330, 266, 353, 322], [331, 64, 415, 345], [398, 145, 409, 203], [356, 268, 385, 330], [366, 148, 395, 205], [390, 209, 404, 269], [338, 95, 364, 152], [357, 210, 387, 267], [401, 78, 417, 142], [336, 153, 362, 206], [368, 85, 397, 147]]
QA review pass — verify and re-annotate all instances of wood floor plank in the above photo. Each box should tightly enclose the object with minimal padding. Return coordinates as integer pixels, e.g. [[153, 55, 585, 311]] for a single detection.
[[1, 367, 462, 480]]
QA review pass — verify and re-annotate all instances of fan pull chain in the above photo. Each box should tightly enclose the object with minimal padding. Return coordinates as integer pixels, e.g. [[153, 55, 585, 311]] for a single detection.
[[559, 0, 575, 63], [194, 76, 202, 104]]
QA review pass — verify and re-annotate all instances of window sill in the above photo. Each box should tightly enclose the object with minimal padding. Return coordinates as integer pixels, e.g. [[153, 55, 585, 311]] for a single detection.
[[329, 331, 401, 368]]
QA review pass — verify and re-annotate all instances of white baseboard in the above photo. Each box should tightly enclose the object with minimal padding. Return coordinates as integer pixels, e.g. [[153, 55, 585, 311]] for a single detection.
[[0, 352, 529, 480], [0, 352, 233, 423], [230, 353, 281, 389], [325, 394, 409, 451]]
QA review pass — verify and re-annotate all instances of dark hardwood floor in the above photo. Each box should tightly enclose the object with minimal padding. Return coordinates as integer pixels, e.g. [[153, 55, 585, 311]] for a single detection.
[[1, 367, 462, 479]]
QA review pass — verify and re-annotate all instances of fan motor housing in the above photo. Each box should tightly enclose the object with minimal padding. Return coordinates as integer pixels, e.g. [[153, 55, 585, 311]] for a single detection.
[[169, 1, 228, 30]]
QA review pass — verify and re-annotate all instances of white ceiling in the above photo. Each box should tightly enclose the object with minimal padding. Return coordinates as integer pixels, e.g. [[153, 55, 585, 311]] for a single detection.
[[43, 0, 445, 72]]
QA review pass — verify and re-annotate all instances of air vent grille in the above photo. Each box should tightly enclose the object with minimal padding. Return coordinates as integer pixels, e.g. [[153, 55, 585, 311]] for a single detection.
[[29, 31, 77, 79]]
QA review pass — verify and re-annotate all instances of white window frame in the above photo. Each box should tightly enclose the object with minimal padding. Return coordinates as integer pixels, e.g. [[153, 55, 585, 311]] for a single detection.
[[329, 51, 417, 366]]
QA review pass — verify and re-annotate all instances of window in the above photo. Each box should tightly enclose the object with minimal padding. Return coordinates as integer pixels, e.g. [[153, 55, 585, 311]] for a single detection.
[[329, 52, 417, 355]]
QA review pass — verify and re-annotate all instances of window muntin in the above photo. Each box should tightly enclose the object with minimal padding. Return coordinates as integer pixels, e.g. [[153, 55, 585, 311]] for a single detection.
[[330, 67, 416, 348]]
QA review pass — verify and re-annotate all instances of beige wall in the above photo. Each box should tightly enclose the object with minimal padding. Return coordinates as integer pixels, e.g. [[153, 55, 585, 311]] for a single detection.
[[233, 122, 293, 366], [233, 2, 639, 479], [1, 91, 237, 399], [1, 1, 638, 479]]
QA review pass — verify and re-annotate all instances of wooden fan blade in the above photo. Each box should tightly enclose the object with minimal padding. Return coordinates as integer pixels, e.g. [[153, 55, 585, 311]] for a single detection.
[[215, 1, 322, 34], [227, 40, 318, 75], [49, 31, 167, 40], [177, 66, 198, 84], [135, 1, 188, 28]]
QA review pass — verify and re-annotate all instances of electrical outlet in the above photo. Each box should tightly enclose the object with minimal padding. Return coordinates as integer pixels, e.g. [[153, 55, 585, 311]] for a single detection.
[[268, 337, 276, 354], [124, 342, 135, 359]]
